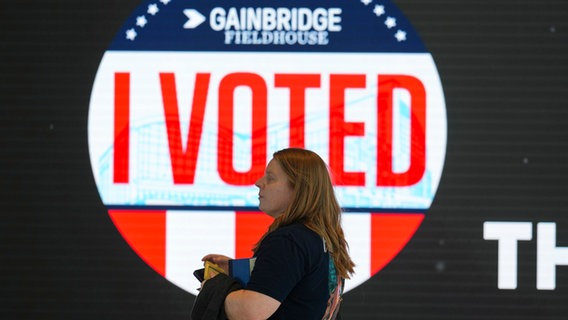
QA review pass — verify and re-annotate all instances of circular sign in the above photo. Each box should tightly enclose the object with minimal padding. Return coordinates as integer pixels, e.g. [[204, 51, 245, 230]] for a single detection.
[[89, 0, 446, 295]]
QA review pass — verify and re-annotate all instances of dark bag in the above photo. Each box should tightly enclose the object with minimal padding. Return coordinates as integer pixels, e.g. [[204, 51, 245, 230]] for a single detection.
[[191, 273, 242, 320]]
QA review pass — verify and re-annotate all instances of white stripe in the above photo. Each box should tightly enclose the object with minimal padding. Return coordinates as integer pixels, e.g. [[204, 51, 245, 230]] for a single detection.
[[342, 212, 371, 292], [165, 210, 235, 295]]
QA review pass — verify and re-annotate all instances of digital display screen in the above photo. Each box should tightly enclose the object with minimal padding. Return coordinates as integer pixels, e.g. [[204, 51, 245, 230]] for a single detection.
[[3, 0, 568, 319]]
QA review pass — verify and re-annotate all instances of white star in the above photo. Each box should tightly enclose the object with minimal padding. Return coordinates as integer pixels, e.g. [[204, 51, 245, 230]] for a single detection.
[[160, 0, 171, 4], [126, 28, 137, 41], [394, 30, 407, 42], [361, 0, 373, 5], [148, 4, 159, 16], [385, 16, 396, 29], [136, 15, 148, 28], [373, 5, 385, 16]]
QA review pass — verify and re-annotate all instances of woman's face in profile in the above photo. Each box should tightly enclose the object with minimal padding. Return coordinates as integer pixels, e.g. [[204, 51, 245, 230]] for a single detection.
[[255, 159, 294, 218]]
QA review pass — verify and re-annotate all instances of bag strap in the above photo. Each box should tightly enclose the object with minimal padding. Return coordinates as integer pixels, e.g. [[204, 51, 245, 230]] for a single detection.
[[322, 256, 343, 320]]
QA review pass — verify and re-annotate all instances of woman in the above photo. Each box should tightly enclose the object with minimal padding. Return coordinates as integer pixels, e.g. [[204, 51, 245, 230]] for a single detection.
[[201, 148, 355, 320]]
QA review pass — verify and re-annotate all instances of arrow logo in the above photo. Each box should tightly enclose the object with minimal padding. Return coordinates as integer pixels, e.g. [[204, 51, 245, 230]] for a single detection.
[[183, 9, 206, 29]]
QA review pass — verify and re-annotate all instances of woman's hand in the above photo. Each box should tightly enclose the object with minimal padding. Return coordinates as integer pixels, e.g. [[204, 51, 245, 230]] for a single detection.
[[202, 254, 232, 274]]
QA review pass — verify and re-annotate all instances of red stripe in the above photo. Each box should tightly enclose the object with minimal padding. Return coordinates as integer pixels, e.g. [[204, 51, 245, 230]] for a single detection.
[[108, 210, 167, 276], [235, 211, 273, 258], [113, 72, 130, 183], [370, 213, 424, 274]]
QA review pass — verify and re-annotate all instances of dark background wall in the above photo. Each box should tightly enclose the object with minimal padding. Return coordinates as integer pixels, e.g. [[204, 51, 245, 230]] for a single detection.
[[2, 0, 568, 319]]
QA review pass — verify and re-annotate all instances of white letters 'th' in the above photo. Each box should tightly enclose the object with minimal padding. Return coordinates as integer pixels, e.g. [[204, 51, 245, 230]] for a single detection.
[[484, 221, 568, 290]]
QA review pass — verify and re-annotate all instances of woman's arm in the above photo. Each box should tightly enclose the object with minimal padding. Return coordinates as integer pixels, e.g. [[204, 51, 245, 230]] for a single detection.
[[224, 289, 280, 320]]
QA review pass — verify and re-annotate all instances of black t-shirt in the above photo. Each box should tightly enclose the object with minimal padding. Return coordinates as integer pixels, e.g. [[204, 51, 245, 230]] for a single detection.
[[246, 223, 329, 319]]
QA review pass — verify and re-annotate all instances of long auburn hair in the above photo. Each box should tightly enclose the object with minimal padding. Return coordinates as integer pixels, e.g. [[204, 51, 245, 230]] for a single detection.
[[253, 148, 355, 279]]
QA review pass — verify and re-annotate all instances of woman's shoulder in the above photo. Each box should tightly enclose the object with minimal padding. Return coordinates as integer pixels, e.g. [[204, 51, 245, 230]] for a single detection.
[[269, 223, 322, 247], [274, 223, 314, 236]]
